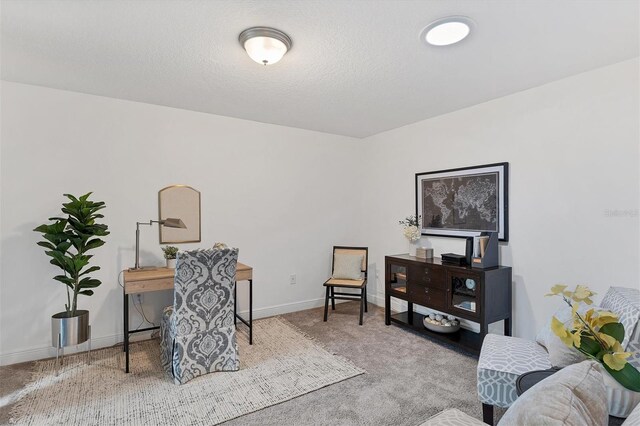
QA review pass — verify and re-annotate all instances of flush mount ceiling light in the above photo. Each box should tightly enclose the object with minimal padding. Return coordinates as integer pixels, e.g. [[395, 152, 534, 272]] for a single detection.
[[421, 16, 473, 46], [239, 27, 292, 65]]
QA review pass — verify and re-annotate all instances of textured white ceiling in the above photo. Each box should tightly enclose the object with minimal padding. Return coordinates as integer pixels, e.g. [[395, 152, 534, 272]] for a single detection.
[[2, 0, 638, 138]]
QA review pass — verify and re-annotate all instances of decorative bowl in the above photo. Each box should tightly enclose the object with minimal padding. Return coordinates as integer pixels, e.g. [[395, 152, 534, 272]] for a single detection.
[[423, 317, 461, 334]]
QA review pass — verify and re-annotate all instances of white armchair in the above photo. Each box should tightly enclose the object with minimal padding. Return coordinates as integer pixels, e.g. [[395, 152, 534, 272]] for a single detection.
[[476, 286, 640, 424]]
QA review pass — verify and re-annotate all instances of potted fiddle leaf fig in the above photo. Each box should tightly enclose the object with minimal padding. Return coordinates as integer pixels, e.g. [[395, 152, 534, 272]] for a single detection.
[[34, 193, 109, 350]]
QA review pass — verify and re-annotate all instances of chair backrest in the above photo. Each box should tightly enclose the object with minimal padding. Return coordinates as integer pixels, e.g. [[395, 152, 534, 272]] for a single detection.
[[332, 246, 368, 279], [173, 247, 238, 335]]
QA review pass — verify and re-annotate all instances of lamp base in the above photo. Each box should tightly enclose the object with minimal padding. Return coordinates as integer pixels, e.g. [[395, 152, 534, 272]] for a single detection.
[[127, 266, 163, 273]]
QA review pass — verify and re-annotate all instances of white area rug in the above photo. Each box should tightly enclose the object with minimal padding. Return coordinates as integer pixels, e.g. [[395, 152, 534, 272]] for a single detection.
[[10, 317, 365, 425]]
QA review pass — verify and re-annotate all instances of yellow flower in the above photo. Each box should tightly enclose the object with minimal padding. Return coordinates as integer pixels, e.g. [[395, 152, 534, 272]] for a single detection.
[[584, 308, 596, 325], [546, 284, 567, 296], [603, 348, 632, 371], [572, 303, 586, 331], [551, 316, 581, 347], [612, 340, 625, 353], [572, 285, 595, 305], [598, 332, 618, 349], [591, 311, 619, 329]]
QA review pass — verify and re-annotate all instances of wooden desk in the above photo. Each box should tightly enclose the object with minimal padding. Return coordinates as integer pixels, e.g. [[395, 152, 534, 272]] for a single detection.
[[122, 262, 253, 373]]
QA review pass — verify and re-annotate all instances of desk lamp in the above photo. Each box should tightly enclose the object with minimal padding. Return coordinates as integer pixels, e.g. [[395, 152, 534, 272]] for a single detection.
[[132, 218, 186, 271]]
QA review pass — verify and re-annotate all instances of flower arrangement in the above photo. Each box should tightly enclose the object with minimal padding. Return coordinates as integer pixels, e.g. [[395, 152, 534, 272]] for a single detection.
[[399, 215, 421, 242], [547, 284, 640, 391], [161, 246, 179, 260]]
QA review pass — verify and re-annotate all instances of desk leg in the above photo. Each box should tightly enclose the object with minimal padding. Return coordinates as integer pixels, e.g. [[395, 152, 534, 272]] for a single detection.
[[124, 292, 130, 373], [234, 281, 237, 325], [249, 279, 253, 345]]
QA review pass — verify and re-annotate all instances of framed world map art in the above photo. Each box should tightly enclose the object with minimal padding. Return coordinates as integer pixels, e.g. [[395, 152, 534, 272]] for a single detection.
[[415, 162, 509, 241]]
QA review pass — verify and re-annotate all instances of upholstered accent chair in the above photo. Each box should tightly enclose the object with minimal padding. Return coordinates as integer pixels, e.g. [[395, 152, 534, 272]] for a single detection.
[[477, 286, 640, 424], [323, 246, 369, 325], [160, 247, 239, 384]]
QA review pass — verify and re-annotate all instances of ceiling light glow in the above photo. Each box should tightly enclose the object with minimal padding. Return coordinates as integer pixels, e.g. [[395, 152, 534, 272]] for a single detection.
[[422, 17, 473, 46]]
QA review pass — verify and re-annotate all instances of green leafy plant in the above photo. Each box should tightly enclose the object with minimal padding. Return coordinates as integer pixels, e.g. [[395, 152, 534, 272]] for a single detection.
[[161, 245, 179, 260], [398, 214, 421, 228], [547, 284, 640, 391], [34, 193, 109, 317]]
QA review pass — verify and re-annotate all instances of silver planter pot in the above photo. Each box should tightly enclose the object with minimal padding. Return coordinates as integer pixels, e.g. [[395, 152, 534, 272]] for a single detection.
[[51, 310, 90, 348]]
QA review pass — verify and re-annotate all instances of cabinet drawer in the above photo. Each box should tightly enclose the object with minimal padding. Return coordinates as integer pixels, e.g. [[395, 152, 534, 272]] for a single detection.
[[409, 286, 447, 311], [409, 266, 447, 290]]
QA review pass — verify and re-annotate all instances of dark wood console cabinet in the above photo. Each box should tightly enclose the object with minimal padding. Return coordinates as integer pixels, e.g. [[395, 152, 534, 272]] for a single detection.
[[385, 254, 512, 355]]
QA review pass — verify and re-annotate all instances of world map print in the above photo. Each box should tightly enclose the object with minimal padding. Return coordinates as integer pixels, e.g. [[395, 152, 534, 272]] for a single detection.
[[421, 172, 498, 232]]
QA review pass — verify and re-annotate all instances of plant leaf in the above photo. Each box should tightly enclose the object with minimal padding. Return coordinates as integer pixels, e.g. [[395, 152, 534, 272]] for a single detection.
[[79, 277, 101, 288], [600, 322, 625, 343], [37, 241, 56, 250], [84, 239, 105, 251], [79, 266, 100, 276], [603, 362, 640, 392]]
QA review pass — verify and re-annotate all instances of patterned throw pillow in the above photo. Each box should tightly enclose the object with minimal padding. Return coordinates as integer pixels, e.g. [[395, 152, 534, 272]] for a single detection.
[[537, 303, 591, 367], [536, 302, 591, 349], [332, 254, 363, 280], [536, 304, 574, 349], [600, 287, 640, 350]]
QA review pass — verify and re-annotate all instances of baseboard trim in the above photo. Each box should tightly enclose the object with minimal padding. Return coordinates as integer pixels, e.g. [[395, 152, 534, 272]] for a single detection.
[[0, 334, 123, 366], [1, 295, 357, 366], [235, 296, 336, 319]]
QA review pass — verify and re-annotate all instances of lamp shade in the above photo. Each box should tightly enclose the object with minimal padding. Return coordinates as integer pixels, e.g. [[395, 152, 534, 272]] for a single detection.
[[239, 27, 292, 65], [161, 218, 186, 229]]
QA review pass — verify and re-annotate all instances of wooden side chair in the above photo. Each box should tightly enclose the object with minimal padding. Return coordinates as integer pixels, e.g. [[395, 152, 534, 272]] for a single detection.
[[323, 246, 369, 325]]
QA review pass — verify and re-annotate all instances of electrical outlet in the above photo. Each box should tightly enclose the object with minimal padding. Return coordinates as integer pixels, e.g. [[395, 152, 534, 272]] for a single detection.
[[135, 293, 143, 304], [289, 274, 296, 285]]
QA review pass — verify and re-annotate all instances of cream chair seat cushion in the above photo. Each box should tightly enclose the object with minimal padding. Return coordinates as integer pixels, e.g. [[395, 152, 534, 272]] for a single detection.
[[325, 278, 365, 287]]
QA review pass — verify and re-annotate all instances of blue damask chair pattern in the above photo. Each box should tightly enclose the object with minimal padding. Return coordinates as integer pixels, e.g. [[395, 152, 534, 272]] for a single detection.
[[160, 247, 239, 384]]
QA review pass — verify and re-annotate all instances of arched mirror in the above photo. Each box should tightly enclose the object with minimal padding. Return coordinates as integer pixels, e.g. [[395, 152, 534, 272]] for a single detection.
[[158, 185, 201, 243]]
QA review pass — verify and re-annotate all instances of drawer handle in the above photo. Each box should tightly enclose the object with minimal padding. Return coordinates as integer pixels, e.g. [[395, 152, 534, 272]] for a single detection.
[[424, 288, 429, 294]]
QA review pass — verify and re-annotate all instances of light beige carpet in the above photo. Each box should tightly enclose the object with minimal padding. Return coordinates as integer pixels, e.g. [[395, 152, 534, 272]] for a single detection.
[[9, 317, 365, 425]]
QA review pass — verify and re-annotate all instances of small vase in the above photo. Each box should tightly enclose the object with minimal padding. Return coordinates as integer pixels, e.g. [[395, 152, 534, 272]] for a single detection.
[[166, 258, 176, 269], [409, 240, 419, 257]]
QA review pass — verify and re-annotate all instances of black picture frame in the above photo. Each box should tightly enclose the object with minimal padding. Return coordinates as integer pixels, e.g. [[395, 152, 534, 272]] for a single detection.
[[415, 162, 509, 241]]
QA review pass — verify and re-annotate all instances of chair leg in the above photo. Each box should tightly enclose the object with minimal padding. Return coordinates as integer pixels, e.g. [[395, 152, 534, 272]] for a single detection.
[[359, 288, 364, 325], [482, 403, 494, 426], [364, 285, 368, 312], [323, 286, 330, 322], [331, 287, 336, 310]]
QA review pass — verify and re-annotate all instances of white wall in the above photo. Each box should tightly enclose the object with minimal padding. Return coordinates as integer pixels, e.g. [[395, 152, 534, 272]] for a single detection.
[[1, 58, 638, 364], [0, 82, 366, 364], [363, 58, 640, 340]]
